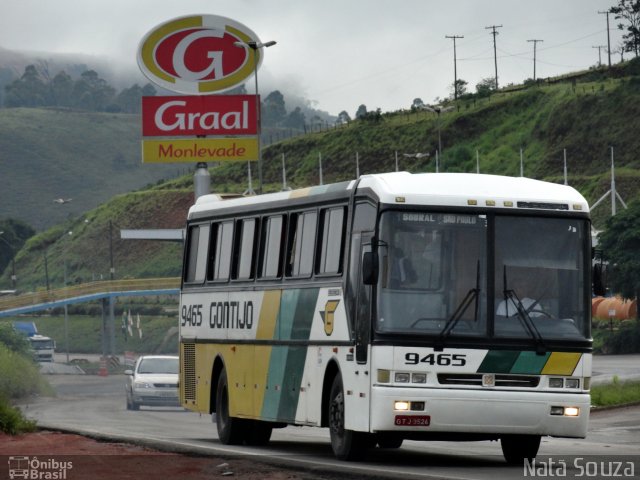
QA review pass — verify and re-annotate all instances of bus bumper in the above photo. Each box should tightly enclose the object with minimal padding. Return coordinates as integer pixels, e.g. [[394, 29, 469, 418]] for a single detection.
[[370, 386, 590, 438]]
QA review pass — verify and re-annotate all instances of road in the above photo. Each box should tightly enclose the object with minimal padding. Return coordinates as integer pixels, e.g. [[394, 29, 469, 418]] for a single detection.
[[20, 355, 640, 480]]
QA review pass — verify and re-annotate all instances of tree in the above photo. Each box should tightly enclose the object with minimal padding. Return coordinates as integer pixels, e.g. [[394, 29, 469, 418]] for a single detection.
[[283, 106, 305, 129], [115, 84, 143, 113], [597, 201, 640, 315], [611, 0, 640, 57], [475, 77, 496, 97], [337, 110, 351, 124], [450, 79, 468, 99], [262, 90, 286, 126], [72, 70, 115, 111], [355, 104, 367, 119], [4, 65, 48, 107], [141, 83, 157, 97], [50, 71, 74, 107], [411, 98, 425, 111]]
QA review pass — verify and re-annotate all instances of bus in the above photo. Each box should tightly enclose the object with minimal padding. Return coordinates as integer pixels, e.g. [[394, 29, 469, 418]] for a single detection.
[[179, 172, 593, 463]]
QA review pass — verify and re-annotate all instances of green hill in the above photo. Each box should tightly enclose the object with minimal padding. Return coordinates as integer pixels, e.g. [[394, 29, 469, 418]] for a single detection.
[[0, 108, 183, 231], [4, 62, 640, 290]]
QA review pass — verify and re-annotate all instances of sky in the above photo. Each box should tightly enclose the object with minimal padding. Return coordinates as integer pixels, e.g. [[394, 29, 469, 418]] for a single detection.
[[0, 0, 624, 116]]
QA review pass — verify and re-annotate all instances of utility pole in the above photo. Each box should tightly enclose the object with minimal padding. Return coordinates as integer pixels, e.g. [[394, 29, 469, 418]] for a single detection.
[[598, 10, 612, 68], [445, 35, 464, 100], [527, 39, 543, 80], [593, 45, 606, 67], [485, 25, 503, 90]]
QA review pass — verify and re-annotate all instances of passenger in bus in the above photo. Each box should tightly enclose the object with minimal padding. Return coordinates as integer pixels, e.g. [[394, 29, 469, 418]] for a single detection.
[[389, 246, 417, 288], [496, 276, 546, 318]]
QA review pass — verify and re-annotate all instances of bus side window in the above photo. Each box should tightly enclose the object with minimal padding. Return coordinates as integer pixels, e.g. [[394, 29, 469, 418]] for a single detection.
[[209, 221, 233, 282], [184, 224, 210, 284], [286, 210, 317, 278], [232, 218, 258, 281], [260, 214, 285, 279], [316, 206, 346, 275]]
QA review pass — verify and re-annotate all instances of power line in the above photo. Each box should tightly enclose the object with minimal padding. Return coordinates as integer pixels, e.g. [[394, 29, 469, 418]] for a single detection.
[[445, 35, 464, 100], [527, 39, 544, 80], [485, 25, 503, 89]]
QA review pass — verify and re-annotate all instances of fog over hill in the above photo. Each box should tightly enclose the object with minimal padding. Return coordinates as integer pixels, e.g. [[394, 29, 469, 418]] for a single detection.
[[0, 45, 337, 118]]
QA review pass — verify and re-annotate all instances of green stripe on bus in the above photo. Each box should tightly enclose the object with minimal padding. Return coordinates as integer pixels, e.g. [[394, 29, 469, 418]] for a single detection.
[[261, 346, 288, 420], [509, 351, 551, 374], [261, 288, 319, 422], [477, 350, 520, 373]]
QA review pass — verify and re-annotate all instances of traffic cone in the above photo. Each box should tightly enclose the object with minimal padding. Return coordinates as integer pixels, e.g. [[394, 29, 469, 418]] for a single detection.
[[98, 358, 109, 377]]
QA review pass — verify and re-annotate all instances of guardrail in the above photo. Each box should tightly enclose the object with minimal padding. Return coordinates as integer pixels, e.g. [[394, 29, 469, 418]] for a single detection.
[[0, 277, 181, 312]]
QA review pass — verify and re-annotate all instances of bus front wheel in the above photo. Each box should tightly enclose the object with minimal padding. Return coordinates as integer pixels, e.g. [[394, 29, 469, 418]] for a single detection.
[[215, 369, 248, 445], [328, 373, 372, 460], [500, 434, 541, 464]]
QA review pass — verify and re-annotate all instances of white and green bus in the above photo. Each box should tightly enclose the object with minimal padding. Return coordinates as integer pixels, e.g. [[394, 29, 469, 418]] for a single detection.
[[179, 172, 593, 463]]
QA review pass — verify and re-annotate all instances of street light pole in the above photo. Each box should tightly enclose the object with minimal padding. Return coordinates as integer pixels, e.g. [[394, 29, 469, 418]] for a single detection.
[[109, 220, 115, 281], [235, 40, 277, 194]]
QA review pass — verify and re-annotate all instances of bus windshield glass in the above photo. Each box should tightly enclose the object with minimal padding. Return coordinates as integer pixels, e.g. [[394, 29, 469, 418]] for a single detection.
[[494, 215, 589, 340], [375, 211, 589, 342]]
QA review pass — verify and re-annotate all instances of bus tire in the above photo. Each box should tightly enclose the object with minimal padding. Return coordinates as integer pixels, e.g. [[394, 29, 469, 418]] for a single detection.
[[215, 369, 247, 445], [245, 420, 273, 446], [500, 434, 541, 464], [328, 373, 371, 460]]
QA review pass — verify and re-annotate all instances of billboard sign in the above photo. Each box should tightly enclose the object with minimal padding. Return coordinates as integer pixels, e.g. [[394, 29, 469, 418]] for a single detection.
[[142, 95, 258, 137], [142, 137, 258, 163], [137, 14, 262, 94]]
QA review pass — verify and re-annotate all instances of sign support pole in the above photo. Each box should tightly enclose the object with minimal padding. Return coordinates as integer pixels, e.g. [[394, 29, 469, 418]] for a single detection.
[[194, 162, 211, 200]]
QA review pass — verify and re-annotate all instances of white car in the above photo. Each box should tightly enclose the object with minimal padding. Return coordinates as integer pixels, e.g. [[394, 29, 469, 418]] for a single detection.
[[125, 355, 179, 410]]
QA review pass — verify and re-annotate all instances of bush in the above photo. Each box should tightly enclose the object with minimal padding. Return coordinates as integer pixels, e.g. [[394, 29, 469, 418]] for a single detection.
[[0, 344, 51, 399], [599, 322, 640, 354], [0, 323, 31, 356], [0, 396, 36, 434]]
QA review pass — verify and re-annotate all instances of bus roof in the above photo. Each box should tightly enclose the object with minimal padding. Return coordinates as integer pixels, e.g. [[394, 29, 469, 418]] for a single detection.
[[188, 172, 589, 218]]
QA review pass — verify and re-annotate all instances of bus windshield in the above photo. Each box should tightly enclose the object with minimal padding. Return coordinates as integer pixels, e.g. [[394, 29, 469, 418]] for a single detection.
[[375, 211, 589, 342]]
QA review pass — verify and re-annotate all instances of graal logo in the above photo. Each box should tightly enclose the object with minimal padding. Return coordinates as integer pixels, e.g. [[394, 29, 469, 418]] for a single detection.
[[8, 456, 73, 479]]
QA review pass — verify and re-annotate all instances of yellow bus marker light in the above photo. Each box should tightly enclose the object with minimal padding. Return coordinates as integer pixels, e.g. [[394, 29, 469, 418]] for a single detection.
[[377, 370, 390, 383]]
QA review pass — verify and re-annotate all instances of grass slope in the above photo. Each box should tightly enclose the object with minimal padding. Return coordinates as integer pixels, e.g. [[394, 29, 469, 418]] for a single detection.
[[0, 108, 184, 230], [4, 64, 640, 287]]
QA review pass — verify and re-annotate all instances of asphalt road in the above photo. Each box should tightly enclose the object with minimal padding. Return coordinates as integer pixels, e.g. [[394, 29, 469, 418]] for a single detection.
[[20, 354, 640, 480]]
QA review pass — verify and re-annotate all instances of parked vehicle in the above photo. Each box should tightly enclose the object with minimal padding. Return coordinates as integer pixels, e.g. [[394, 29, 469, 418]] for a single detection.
[[29, 334, 56, 362], [125, 355, 179, 410]]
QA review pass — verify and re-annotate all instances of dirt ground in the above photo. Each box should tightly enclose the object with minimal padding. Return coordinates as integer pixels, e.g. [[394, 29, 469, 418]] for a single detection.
[[0, 431, 310, 480]]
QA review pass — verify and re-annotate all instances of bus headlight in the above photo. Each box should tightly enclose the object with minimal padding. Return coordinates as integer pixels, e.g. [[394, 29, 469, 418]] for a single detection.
[[565, 378, 580, 389], [550, 406, 580, 416], [549, 378, 564, 388], [395, 372, 410, 383], [394, 401, 410, 411], [411, 373, 427, 384]]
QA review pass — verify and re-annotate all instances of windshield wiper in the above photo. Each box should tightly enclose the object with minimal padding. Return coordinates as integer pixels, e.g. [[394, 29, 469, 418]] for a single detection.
[[503, 266, 547, 355], [435, 260, 480, 351]]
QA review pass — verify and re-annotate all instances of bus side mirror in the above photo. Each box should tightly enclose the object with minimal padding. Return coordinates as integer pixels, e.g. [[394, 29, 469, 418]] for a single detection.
[[593, 263, 606, 297], [362, 252, 378, 285]]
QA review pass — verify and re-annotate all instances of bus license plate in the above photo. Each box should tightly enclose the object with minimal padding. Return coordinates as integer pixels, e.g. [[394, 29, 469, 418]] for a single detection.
[[394, 415, 430, 426]]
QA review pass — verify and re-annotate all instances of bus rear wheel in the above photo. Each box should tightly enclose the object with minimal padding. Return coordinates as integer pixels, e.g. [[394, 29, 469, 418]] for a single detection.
[[328, 373, 372, 460], [215, 369, 248, 445], [500, 434, 541, 464]]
